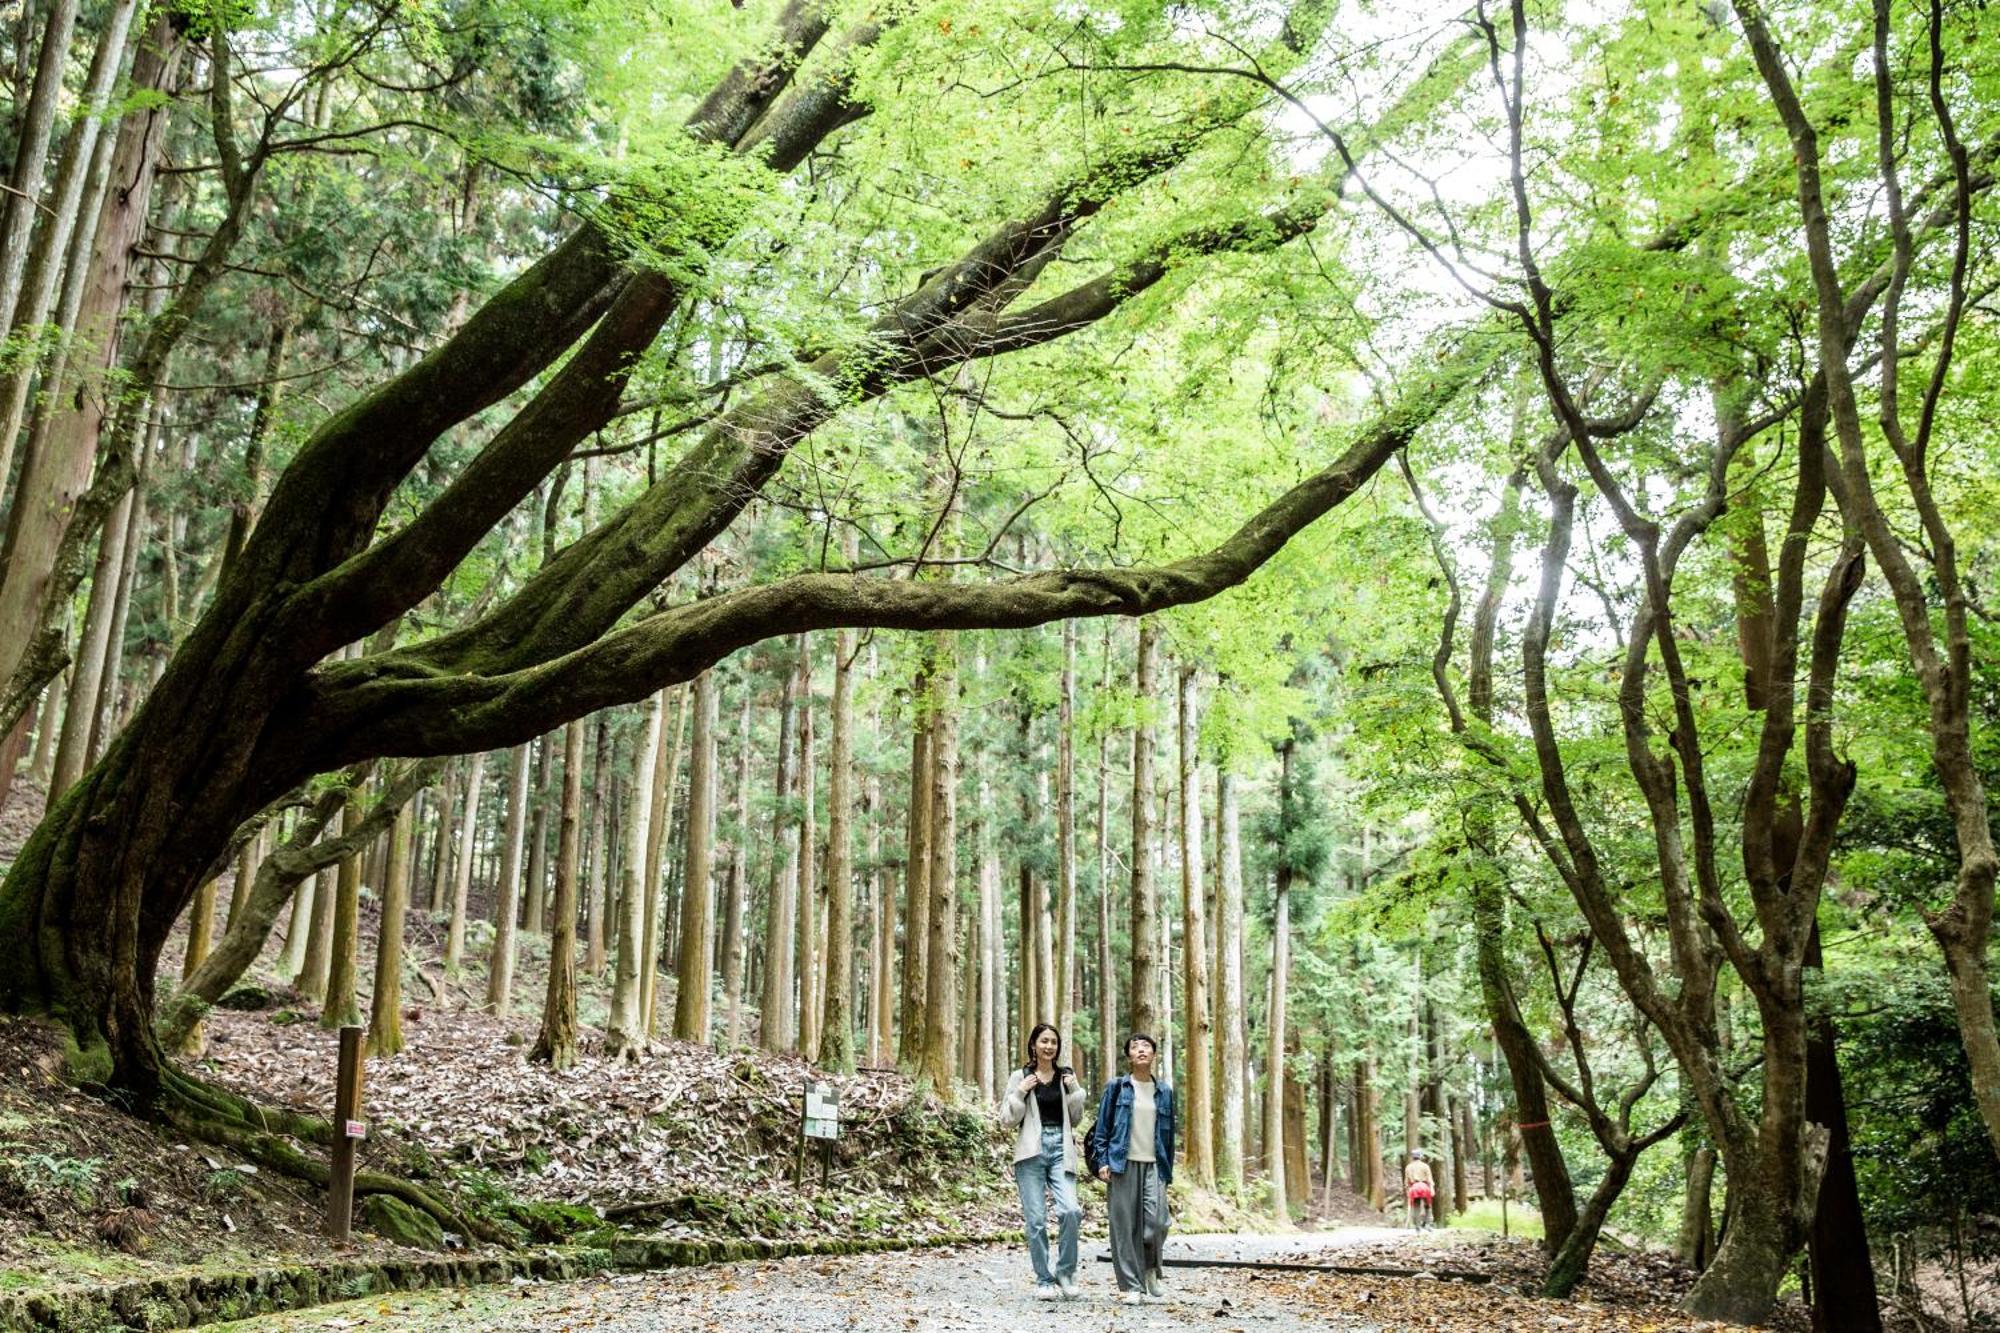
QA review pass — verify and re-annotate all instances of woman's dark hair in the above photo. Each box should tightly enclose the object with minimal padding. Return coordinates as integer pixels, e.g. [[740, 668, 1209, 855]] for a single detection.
[[1125, 1032, 1157, 1055], [1025, 1022, 1062, 1067]]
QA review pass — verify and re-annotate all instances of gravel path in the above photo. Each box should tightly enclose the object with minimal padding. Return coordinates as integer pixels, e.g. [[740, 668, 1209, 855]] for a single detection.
[[212, 1231, 1447, 1331]]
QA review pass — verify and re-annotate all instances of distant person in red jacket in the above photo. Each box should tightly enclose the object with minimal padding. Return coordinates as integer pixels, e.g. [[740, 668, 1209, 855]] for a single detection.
[[1404, 1149, 1436, 1230]]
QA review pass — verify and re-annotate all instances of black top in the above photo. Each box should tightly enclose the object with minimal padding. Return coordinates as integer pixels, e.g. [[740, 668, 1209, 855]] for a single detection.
[[1030, 1071, 1064, 1124]]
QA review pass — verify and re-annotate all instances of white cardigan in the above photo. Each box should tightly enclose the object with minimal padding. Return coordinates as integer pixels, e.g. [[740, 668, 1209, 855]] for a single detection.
[[997, 1069, 1087, 1176]]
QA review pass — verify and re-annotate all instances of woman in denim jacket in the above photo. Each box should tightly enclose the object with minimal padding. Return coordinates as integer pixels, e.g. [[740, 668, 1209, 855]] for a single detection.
[[1087, 1032, 1175, 1304], [997, 1023, 1085, 1300]]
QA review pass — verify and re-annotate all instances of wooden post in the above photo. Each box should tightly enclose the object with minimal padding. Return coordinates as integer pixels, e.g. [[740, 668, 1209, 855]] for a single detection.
[[327, 1025, 365, 1240]]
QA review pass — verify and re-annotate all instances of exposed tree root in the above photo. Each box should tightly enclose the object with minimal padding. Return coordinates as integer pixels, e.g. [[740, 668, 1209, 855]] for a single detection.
[[156, 1067, 509, 1246]]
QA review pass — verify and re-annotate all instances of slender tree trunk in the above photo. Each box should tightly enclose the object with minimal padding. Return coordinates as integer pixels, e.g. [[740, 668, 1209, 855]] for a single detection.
[[795, 637, 818, 1056], [484, 742, 532, 1018], [605, 691, 663, 1061], [674, 671, 717, 1044], [1362, 1053, 1383, 1209], [1129, 620, 1159, 1039], [49, 491, 132, 793], [759, 668, 797, 1053], [278, 862, 315, 980], [522, 739, 551, 934], [1095, 629, 1116, 1083], [322, 798, 363, 1029], [1218, 769, 1248, 1197], [898, 675, 932, 1067], [368, 804, 413, 1057], [1055, 619, 1077, 1055], [866, 764, 889, 1066], [1178, 664, 1214, 1188], [530, 719, 585, 1068], [976, 754, 1000, 1097], [919, 636, 959, 1091], [1266, 736, 1295, 1223], [174, 876, 218, 1055], [722, 689, 752, 1044], [1680, 1145, 1718, 1271], [427, 768, 457, 915], [445, 752, 485, 972], [226, 827, 261, 932], [820, 628, 856, 1070], [296, 863, 335, 1005], [584, 718, 610, 972], [640, 685, 688, 1035]]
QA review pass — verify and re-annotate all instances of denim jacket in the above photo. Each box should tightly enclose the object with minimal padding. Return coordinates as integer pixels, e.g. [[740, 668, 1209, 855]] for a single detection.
[[1088, 1074, 1176, 1186]]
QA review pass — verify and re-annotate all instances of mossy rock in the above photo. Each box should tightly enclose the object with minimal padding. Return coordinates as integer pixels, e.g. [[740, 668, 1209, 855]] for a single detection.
[[217, 985, 277, 1011], [505, 1198, 600, 1242], [357, 1194, 446, 1250]]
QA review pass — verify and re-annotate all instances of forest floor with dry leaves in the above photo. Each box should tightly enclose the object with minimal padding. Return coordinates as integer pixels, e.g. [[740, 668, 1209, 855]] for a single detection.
[[203, 1231, 1791, 1332]]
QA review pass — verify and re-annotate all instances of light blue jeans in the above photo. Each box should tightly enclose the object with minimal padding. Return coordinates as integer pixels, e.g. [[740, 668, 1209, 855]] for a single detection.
[[1014, 1121, 1081, 1284]]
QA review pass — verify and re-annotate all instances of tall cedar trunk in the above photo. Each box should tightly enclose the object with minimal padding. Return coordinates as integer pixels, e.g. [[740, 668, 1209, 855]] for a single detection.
[[977, 765, 999, 1097], [759, 669, 797, 1053], [445, 752, 485, 972], [522, 740, 551, 935], [898, 680, 931, 1067], [918, 637, 959, 1092], [0, 13, 181, 699], [296, 863, 335, 1004], [427, 768, 458, 914], [368, 804, 413, 1057], [867, 766, 890, 1066], [322, 798, 363, 1028], [1095, 628, 1115, 1087], [1178, 665, 1214, 1188], [1218, 769, 1248, 1196], [175, 877, 217, 1055], [606, 692, 663, 1061], [1284, 1026, 1309, 1209], [819, 629, 856, 1070], [278, 861, 315, 979], [1362, 1054, 1383, 1209], [795, 637, 817, 1056], [673, 671, 716, 1044], [1054, 620, 1077, 1056], [1266, 736, 1295, 1222], [584, 717, 611, 972], [1128, 620, 1159, 1040], [0, 0, 141, 557], [50, 490, 132, 793], [530, 719, 585, 1068], [1453, 1097, 1471, 1210], [722, 689, 752, 1044], [1422, 1004, 1452, 1226], [641, 685, 688, 1035], [484, 743, 533, 1018], [1804, 923, 1882, 1331], [0, 0, 79, 341]]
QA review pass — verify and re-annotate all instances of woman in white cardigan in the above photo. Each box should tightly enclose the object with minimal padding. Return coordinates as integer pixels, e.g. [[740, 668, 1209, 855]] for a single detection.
[[997, 1023, 1086, 1300]]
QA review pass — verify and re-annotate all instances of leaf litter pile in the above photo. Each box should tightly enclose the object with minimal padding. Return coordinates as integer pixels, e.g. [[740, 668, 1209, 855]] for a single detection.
[[195, 1000, 1019, 1244]]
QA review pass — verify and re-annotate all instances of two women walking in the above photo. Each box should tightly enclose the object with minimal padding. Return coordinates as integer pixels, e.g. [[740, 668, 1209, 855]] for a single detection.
[[997, 1026, 1177, 1306]]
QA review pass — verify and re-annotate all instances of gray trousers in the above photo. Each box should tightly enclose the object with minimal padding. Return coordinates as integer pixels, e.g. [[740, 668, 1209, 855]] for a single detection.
[[1106, 1161, 1169, 1291]]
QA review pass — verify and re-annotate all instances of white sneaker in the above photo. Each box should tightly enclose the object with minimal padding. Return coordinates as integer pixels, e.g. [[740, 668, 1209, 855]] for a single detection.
[[1034, 1283, 1059, 1301], [1056, 1275, 1079, 1300], [1119, 1291, 1143, 1306], [1143, 1271, 1167, 1302]]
